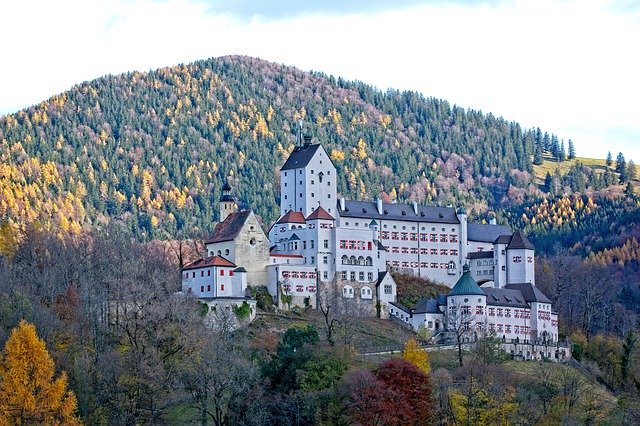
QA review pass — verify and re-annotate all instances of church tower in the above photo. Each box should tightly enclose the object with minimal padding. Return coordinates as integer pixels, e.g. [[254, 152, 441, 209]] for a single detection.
[[219, 182, 237, 223]]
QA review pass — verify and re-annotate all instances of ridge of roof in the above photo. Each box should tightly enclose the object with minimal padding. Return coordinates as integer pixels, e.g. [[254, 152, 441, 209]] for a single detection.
[[507, 230, 535, 250], [339, 200, 459, 224], [205, 210, 251, 244], [504, 282, 551, 303], [276, 210, 306, 224], [280, 143, 322, 171], [183, 255, 236, 270], [306, 206, 335, 221]]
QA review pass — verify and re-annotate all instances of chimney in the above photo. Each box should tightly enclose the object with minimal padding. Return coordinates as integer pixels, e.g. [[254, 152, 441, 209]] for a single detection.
[[413, 201, 418, 215], [377, 198, 383, 214], [340, 197, 345, 211], [303, 135, 312, 146]]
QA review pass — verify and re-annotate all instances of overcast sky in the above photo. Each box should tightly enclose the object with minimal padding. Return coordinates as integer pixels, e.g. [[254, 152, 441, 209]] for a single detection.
[[1, 0, 638, 160]]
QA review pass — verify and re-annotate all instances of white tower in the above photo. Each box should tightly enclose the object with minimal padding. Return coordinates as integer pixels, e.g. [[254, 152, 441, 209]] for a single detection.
[[279, 136, 337, 218], [506, 230, 535, 285]]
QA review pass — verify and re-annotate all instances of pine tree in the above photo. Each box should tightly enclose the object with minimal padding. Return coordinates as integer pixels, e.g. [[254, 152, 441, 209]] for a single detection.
[[559, 140, 566, 161], [0, 321, 80, 425], [616, 152, 626, 174], [606, 151, 613, 167], [533, 142, 543, 165], [627, 160, 637, 181], [568, 139, 576, 160]]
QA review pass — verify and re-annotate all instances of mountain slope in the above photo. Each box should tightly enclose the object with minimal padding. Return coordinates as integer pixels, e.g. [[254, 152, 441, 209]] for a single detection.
[[1, 55, 551, 238]]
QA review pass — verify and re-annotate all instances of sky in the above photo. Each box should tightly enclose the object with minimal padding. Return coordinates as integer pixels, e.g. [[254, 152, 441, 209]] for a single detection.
[[1, 0, 639, 161]]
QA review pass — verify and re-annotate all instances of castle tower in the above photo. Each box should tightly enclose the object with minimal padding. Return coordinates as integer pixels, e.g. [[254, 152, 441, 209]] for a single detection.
[[219, 182, 237, 223], [279, 136, 337, 218], [506, 230, 535, 285]]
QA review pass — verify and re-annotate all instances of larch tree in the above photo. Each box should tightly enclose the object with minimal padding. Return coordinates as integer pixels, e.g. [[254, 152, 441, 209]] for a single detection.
[[401, 338, 431, 374], [0, 320, 80, 425]]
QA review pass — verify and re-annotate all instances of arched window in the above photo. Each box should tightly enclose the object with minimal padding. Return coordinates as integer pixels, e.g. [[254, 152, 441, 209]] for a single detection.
[[361, 286, 372, 300], [349, 256, 357, 265], [358, 256, 365, 266], [365, 256, 373, 266], [217, 250, 222, 256], [224, 249, 230, 256], [341, 255, 348, 265], [343, 285, 354, 299], [477, 261, 481, 266]]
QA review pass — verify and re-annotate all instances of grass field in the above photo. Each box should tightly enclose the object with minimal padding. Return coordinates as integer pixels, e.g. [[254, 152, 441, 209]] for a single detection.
[[532, 154, 640, 186]]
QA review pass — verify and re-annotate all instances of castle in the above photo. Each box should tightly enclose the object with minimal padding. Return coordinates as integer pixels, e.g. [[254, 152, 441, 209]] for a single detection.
[[181, 137, 559, 347]]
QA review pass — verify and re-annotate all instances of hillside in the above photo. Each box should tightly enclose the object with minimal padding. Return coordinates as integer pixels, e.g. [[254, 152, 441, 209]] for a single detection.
[[1, 55, 554, 239]]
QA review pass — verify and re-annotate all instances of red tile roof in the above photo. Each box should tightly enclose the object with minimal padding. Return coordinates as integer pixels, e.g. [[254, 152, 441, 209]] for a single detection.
[[306, 206, 334, 221], [183, 255, 236, 270], [205, 210, 251, 244], [276, 210, 306, 224]]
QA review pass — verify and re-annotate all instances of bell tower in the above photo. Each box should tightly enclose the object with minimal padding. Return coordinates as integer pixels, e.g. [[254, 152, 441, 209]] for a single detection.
[[219, 182, 237, 223]]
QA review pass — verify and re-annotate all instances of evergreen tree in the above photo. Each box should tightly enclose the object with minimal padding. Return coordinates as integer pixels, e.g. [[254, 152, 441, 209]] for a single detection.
[[568, 139, 576, 160], [627, 160, 637, 181], [544, 172, 553, 193], [616, 152, 626, 174], [533, 142, 543, 165], [606, 151, 613, 167], [559, 140, 566, 161], [0, 321, 80, 425]]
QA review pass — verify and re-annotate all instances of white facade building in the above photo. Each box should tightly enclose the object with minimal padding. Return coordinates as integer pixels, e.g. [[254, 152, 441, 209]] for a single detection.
[[183, 138, 548, 325], [389, 265, 560, 352]]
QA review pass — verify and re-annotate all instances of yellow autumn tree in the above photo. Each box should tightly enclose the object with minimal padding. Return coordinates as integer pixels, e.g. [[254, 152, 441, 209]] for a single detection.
[[401, 338, 431, 374], [0, 321, 80, 425]]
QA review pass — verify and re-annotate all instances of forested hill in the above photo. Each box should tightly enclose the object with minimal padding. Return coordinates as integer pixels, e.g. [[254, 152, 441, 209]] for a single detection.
[[1, 55, 554, 238]]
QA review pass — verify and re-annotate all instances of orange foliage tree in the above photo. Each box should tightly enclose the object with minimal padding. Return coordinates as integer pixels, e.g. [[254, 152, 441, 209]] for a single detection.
[[0, 320, 80, 424]]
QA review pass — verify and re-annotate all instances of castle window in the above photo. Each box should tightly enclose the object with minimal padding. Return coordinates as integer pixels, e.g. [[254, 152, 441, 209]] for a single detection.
[[311, 193, 315, 197], [359, 272, 365, 281], [201, 286, 204, 292], [323, 256, 328, 264], [221, 284, 224, 291], [350, 271, 356, 281], [284, 172, 287, 176], [340, 271, 347, 280], [192, 272, 195, 278], [324, 239, 329, 248], [323, 271, 328, 279], [230, 270, 234, 277], [384, 284, 392, 294], [207, 285, 211, 291], [220, 270, 225, 276], [311, 169, 314, 174], [207, 270, 211, 276], [311, 240, 315, 248], [225, 249, 229, 256], [311, 180, 314, 185]]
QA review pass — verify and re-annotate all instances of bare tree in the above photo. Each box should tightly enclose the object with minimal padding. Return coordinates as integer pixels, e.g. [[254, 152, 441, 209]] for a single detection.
[[446, 299, 478, 367]]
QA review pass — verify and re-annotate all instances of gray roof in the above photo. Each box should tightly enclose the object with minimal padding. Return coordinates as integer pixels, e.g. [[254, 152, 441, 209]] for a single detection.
[[506, 230, 535, 250], [483, 288, 529, 308], [504, 283, 551, 304], [389, 301, 410, 313], [494, 235, 512, 244], [411, 298, 443, 314], [376, 240, 387, 251], [280, 143, 322, 170], [468, 251, 494, 260], [339, 200, 459, 224], [467, 223, 512, 243]]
